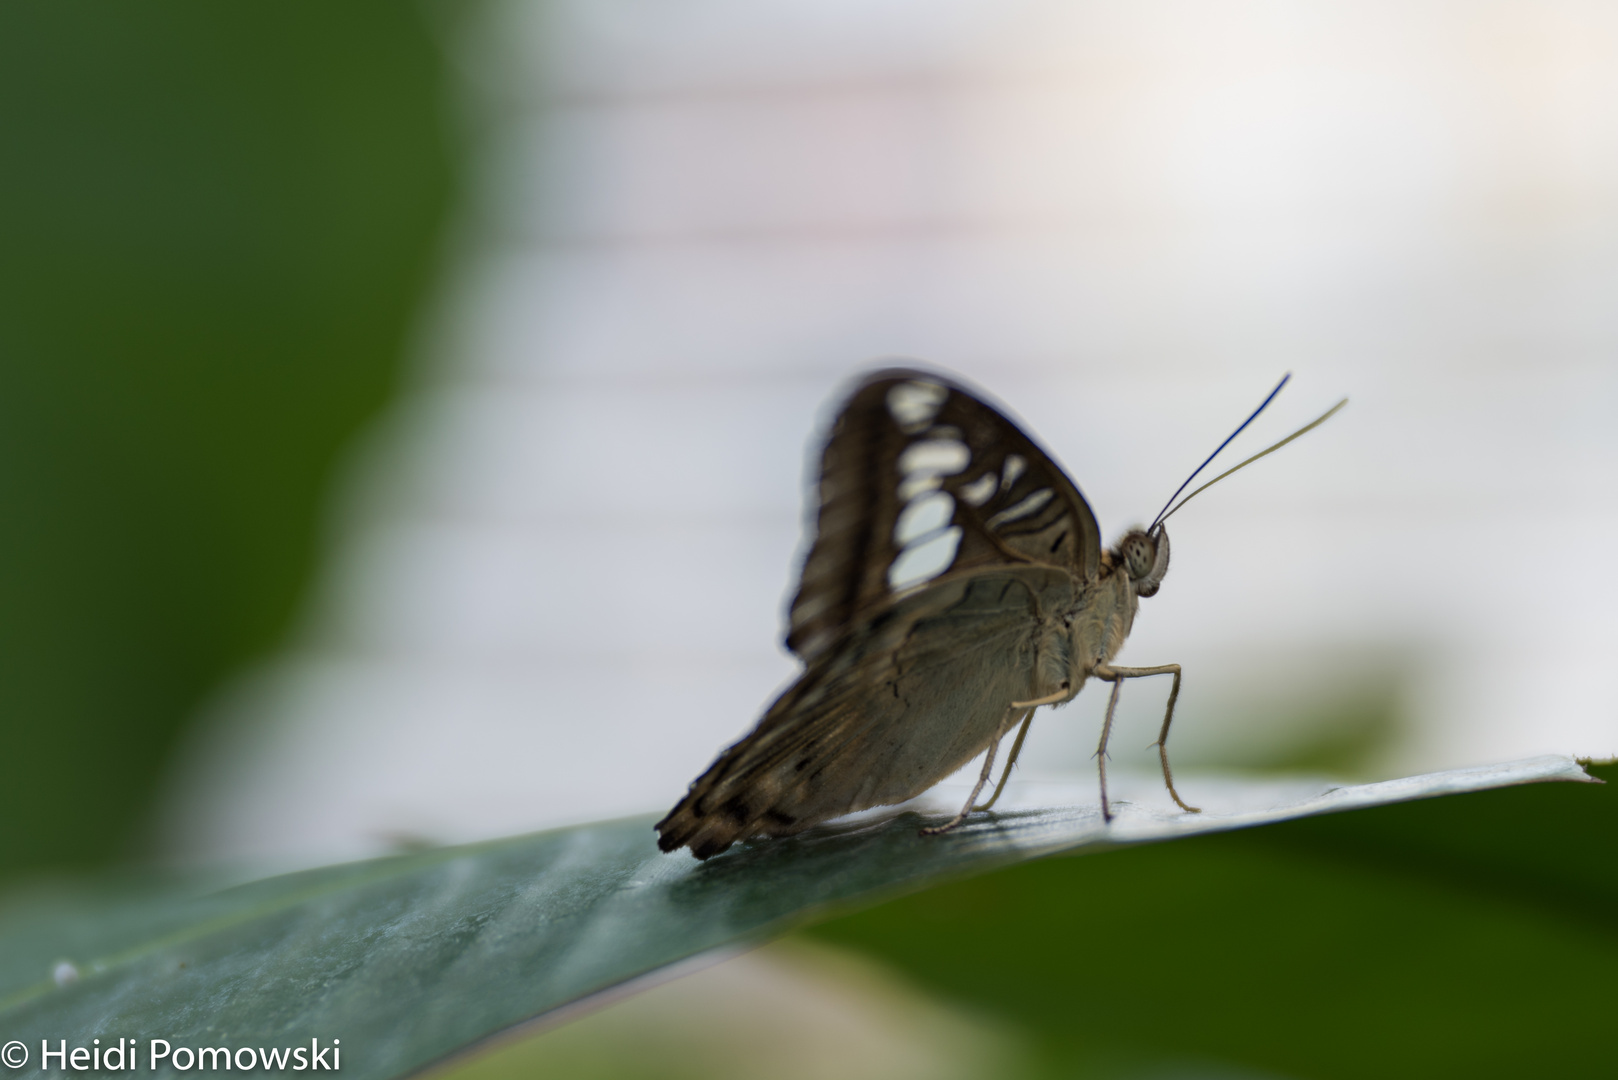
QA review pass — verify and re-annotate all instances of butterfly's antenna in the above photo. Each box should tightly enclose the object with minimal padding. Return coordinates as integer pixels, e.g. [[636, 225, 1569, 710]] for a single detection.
[[1148, 373, 1291, 533], [1154, 397, 1348, 528]]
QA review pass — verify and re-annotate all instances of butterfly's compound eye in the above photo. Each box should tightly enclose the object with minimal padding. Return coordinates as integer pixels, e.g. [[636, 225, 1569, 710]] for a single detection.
[[1133, 526, 1170, 597], [1122, 531, 1156, 581]]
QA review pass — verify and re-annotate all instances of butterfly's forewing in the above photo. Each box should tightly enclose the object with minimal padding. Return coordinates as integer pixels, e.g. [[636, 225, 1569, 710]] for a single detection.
[[786, 371, 1101, 664], [657, 370, 1104, 859]]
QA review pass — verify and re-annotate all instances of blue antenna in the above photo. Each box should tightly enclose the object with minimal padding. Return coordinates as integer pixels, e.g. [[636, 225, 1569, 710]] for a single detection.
[[1148, 373, 1290, 533]]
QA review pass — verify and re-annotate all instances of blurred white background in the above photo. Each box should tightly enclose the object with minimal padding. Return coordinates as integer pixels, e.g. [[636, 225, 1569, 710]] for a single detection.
[[164, 0, 1618, 868]]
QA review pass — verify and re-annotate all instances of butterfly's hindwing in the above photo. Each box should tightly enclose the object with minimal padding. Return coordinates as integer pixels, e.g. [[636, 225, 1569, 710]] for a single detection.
[[656, 566, 1076, 859]]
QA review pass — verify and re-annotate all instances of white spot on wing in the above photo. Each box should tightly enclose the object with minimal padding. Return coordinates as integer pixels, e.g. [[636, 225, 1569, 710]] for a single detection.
[[958, 472, 997, 506], [897, 471, 941, 501], [895, 491, 954, 544], [1000, 453, 1026, 491], [888, 527, 962, 589], [886, 380, 947, 433], [898, 439, 969, 477], [887, 418, 971, 588], [986, 487, 1053, 528]]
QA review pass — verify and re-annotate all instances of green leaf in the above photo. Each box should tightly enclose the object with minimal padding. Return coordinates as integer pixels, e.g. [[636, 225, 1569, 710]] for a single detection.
[[804, 757, 1618, 1080], [0, 757, 1595, 1080]]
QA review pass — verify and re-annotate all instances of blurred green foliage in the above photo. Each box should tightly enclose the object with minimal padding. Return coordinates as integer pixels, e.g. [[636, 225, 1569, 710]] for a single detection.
[[805, 762, 1617, 1079], [0, 3, 456, 877]]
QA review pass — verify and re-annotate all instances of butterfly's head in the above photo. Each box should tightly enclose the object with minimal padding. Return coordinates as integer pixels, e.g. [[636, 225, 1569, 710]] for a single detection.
[[1117, 526, 1170, 598]]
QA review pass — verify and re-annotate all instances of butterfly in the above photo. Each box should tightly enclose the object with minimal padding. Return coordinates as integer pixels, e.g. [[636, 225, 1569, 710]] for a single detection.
[[656, 369, 1344, 859]]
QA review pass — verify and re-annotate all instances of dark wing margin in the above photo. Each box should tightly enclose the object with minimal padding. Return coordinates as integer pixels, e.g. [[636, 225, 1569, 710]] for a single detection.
[[785, 368, 1101, 665]]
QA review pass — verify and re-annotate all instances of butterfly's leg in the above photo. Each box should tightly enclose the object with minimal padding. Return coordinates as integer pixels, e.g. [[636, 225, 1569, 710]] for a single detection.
[[972, 677, 1077, 814], [1102, 663, 1200, 813], [1012, 687, 1071, 708], [1094, 677, 1125, 822], [974, 708, 1034, 812], [1149, 665, 1198, 813], [974, 681, 1081, 814], [920, 730, 1003, 837]]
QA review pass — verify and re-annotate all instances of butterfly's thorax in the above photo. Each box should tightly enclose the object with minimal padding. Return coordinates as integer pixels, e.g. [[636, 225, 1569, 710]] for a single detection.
[[1068, 562, 1139, 688]]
